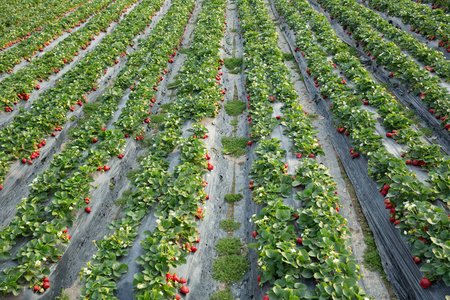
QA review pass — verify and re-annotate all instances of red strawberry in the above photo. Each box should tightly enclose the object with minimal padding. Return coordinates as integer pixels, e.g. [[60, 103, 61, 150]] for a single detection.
[[297, 238, 302, 244], [97, 166, 102, 171], [180, 286, 189, 294], [43, 282, 50, 290], [252, 231, 258, 238], [247, 140, 253, 146], [175, 295, 181, 300], [180, 278, 187, 284], [405, 159, 411, 164], [420, 278, 431, 289], [85, 198, 90, 204], [43, 277, 49, 283], [276, 115, 280, 119], [104, 165, 111, 171], [296, 154, 302, 158], [85, 207, 91, 213], [191, 246, 197, 252], [393, 220, 400, 225], [386, 132, 392, 138], [263, 296, 269, 300], [93, 138, 98, 143], [412, 160, 419, 166], [34, 285, 40, 292], [413, 256, 421, 263], [207, 163, 214, 170], [389, 216, 395, 223], [22, 158, 27, 163], [293, 214, 299, 220]]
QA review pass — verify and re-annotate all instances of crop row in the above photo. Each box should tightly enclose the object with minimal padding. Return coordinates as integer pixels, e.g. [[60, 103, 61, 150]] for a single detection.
[[322, 0, 450, 81], [237, 0, 367, 298], [0, 0, 47, 24], [318, 0, 450, 123], [0, 0, 148, 186], [79, 0, 227, 297], [364, 0, 450, 45], [0, 0, 166, 295], [414, 0, 449, 12], [274, 0, 449, 287], [0, 0, 115, 99], [76, 0, 199, 297], [0, 0, 85, 52]]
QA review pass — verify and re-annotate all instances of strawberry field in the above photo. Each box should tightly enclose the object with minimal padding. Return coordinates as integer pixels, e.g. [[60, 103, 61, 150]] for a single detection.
[[0, 0, 449, 299]]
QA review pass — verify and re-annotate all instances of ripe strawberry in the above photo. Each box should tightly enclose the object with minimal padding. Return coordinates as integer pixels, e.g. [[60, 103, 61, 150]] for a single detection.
[[389, 216, 395, 223], [386, 132, 392, 138], [293, 214, 299, 220], [263, 296, 269, 300], [34, 285, 40, 292], [180, 286, 189, 294], [296, 154, 301, 158], [247, 140, 253, 146], [420, 278, 431, 289], [43, 282, 50, 290], [22, 158, 27, 163], [405, 159, 411, 164], [412, 160, 419, 166], [413, 256, 421, 263], [207, 163, 214, 170], [93, 138, 98, 143], [85, 198, 90, 204], [252, 231, 258, 238], [297, 238, 302, 244], [85, 207, 91, 213], [175, 295, 181, 300], [97, 166, 102, 171], [104, 165, 111, 171], [180, 278, 187, 284], [43, 277, 49, 282], [191, 246, 197, 252], [393, 220, 400, 225]]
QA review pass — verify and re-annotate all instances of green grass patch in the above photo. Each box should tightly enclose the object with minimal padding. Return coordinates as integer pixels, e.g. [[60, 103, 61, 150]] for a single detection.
[[179, 48, 189, 54], [223, 58, 242, 70], [212, 255, 248, 284], [83, 103, 102, 118], [419, 127, 433, 137], [230, 119, 238, 127], [159, 103, 172, 112], [216, 237, 245, 256], [151, 113, 167, 124], [230, 29, 237, 33], [209, 289, 234, 300], [228, 68, 241, 75], [283, 52, 295, 61], [167, 80, 181, 89], [363, 228, 386, 279], [221, 137, 248, 157], [224, 193, 243, 203], [224, 100, 246, 116], [220, 219, 241, 232], [55, 289, 70, 300]]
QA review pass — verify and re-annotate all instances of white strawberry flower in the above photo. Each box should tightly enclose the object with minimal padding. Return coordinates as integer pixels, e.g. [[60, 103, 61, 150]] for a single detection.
[[35, 260, 41, 267], [137, 283, 144, 289], [333, 258, 339, 264]]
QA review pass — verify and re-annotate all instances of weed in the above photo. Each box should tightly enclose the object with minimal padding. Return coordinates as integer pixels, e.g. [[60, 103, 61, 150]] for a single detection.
[[220, 219, 241, 232], [209, 289, 234, 300], [224, 193, 243, 203], [179, 48, 189, 54], [230, 119, 238, 127], [221, 137, 248, 157], [419, 127, 433, 137], [283, 53, 295, 61], [224, 100, 246, 116], [216, 237, 245, 256], [151, 113, 167, 124], [223, 57, 242, 70], [212, 255, 248, 284]]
